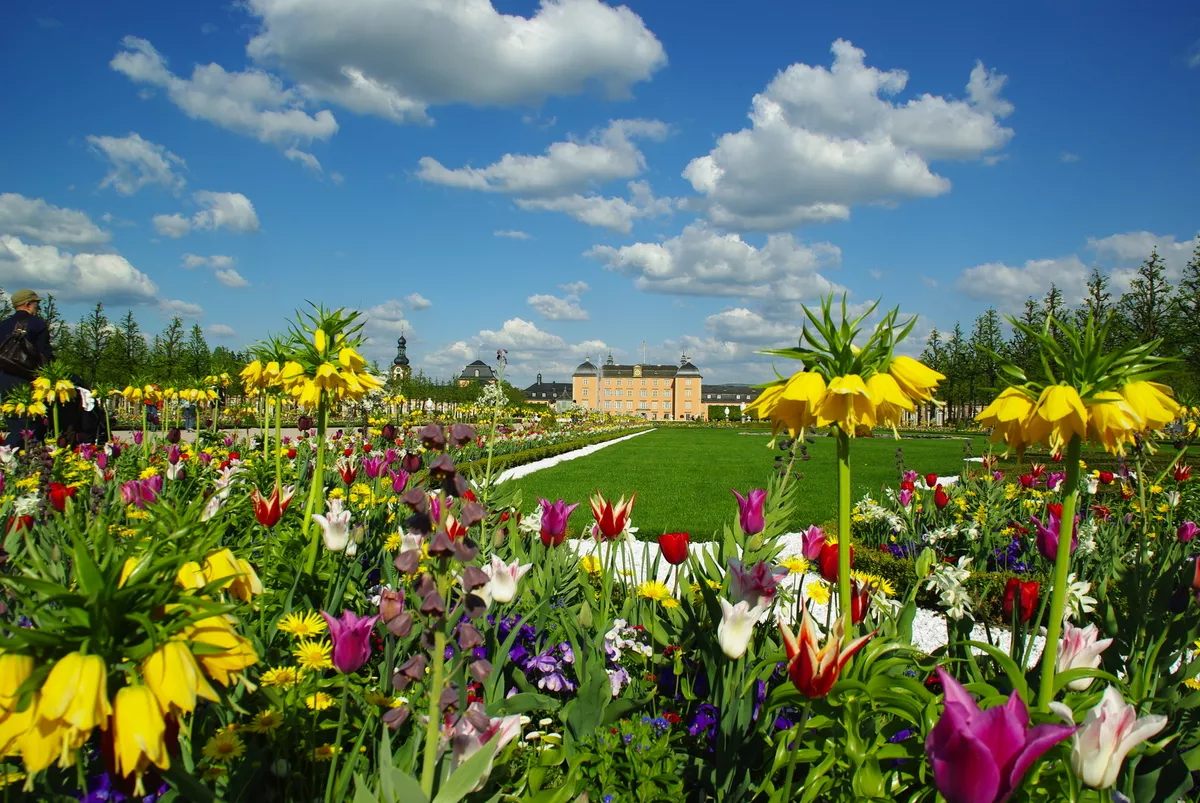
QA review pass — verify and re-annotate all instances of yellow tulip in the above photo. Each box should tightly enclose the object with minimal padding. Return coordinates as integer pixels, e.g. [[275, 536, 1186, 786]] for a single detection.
[[1085, 392, 1143, 455], [142, 642, 218, 714], [887, 355, 945, 403], [38, 653, 110, 734], [202, 549, 243, 589], [185, 617, 259, 686], [0, 654, 33, 712], [1031, 384, 1089, 451], [112, 685, 169, 787], [176, 561, 207, 590], [815, 374, 876, 435], [229, 559, 264, 603], [865, 372, 913, 428], [1121, 381, 1181, 430]]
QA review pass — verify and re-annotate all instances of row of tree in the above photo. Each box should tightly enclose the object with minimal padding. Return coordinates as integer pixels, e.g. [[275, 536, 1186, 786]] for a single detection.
[[918, 241, 1200, 425]]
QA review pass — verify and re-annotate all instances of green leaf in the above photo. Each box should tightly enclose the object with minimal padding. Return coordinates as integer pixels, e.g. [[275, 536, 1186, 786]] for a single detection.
[[964, 640, 1030, 700], [431, 737, 502, 803], [487, 692, 558, 717]]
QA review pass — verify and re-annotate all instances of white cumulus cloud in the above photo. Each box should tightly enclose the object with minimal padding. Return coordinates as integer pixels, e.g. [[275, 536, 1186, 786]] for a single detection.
[[405, 293, 432, 310], [0, 193, 111, 249], [111, 36, 338, 145], [207, 323, 237, 337], [88, 132, 187, 195], [242, 0, 666, 123], [494, 229, 531, 240], [155, 192, 261, 237], [528, 293, 589, 321], [0, 235, 157, 303], [682, 39, 1014, 230]]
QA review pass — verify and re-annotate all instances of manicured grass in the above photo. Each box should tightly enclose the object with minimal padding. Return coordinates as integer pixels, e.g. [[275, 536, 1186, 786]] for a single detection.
[[508, 428, 992, 540]]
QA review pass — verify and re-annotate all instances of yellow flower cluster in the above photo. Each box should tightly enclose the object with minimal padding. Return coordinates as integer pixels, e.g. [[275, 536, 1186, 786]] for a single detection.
[[30, 377, 75, 404], [747, 355, 945, 438], [119, 384, 162, 405], [975, 381, 1181, 455]]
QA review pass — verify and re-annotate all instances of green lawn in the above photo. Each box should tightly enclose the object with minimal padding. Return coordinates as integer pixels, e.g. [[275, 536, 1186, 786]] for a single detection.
[[508, 428, 991, 540]]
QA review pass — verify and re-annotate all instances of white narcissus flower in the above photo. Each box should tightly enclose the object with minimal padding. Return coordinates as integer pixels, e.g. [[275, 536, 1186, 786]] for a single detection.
[[484, 556, 532, 603], [717, 598, 766, 660], [312, 497, 352, 552], [1071, 686, 1167, 789], [1056, 622, 1113, 691]]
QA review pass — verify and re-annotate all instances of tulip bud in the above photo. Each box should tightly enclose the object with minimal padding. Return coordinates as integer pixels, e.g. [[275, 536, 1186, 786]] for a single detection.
[[298, 415, 313, 431], [915, 547, 936, 580], [166, 427, 181, 444], [402, 452, 423, 473], [381, 424, 397, 442]]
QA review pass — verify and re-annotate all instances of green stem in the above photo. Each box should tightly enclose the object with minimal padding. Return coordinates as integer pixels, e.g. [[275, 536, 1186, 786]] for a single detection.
[[779, 698, 814, 800], [836, 427, 852, 643], [275, 395, 284, 491], [1036, 435, 1083, 710], [302, 395, 329, 574], [421, 628, 447, 797], [324, 673, 351, 802], [141, 405, 148, 462], [52, 404, 60, 441], [262, 396, 270, 459]]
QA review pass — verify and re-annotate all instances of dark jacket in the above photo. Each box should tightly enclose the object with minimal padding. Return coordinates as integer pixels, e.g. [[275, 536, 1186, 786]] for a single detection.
[[0, 310, 53, 393]]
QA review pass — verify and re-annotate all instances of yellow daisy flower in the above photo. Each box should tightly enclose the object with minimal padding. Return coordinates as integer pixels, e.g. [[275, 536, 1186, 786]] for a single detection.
[[246, 709, 285, 733], [260, 666, 304, 688], [636, 580, 672, 603], [202, 730, 245, 763], [804, 580, 831, 606], [278, 611, 328, 638], [579, 555, 602, 576], [384, 532, 403, 551], [305, 692, 334, 711], [138, 466, 160, 480], [851, 570, 896, 597], [662, 598, 681, 609], [294, 640, 333, 671], [780, 556, 810, 575], [311, 744, 340, 761]]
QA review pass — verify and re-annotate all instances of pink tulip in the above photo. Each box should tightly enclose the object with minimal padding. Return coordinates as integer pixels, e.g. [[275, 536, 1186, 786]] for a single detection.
[[800, 525, 826, 560], [320, 609, 380, 674], [732, 489, 766, 536]]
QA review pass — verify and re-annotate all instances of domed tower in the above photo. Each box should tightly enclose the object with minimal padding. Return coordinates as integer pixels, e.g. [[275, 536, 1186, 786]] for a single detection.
[[572, 357, 599, 411], [675, 352, 703, 420], [391, 333, 411, 380]]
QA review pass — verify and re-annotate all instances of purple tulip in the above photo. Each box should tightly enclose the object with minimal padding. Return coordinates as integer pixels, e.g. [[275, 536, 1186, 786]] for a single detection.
[[992, 470, 1005, 482], [167, 445, 183, 465], [198, 451, 213, 466], [1033, 513, 1078, 561], [801, 525, 826, 560], [387, 468, 410, 494], [538, 498, 579, 544], [96, 452, 108, 471], [143, 475, 163, 500], [362, 455, 386, 479], [120, 481, 140, 507], [384, 448, 400, 465], [927, 668, 1075, 803], [732, 489, 767, 536], [1046, 472, 1066, 492], [320, 609, 381, 674], [1178, 521, 1199, 543], [902, 470, 918, 484], [898, 488, 914, 507], [728, 558, 787, 608], [133, 431, 143, 445], [223, 436, 234, 448]]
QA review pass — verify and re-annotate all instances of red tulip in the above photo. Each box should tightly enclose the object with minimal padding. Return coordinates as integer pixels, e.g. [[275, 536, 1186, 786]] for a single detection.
[[251, 484, 295, 528], [818, 542, 852, 581], [899, 480, 915, 493], [1175, 464, 1192, 483], [6, 515, 32, 533], [1051, 451, 1063, 463], [1019, 474, 1036, 489], [338, 461, 358, 485], [1030, 463, 1046, 478], [850, 579, 871, 624], [1047, 503, 1063, 519], [658, 532, 690, 566], [924, 473, 939, 488], [779, 606, 874, 698], [590, 492, 635, 540], [287, 448, 297, 460], [1091, 504, 1111, 521], [934, 485, 950, 509], [47, 482, 76, 513], [1002, 578, 1039, 624], [1097, 471, 1114, 485]]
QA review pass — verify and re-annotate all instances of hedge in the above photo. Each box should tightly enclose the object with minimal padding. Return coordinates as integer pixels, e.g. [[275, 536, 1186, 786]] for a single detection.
[[454, 428, 651, 478]]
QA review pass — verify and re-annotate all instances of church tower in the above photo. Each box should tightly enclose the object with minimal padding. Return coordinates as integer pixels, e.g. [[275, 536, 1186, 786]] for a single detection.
[[391, 333, 411, 379]]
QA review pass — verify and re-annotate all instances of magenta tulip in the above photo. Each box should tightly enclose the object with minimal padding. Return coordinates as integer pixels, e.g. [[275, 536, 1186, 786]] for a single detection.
[[927, 668, 1075, 803], [1177, 521, 1198, 543], [320, 610, 380, 674], [538, 497, 579, 547], [1033, 513, 1078, 561], [728, 558, 787, 608], [800, 525, 826, 560], [732, 489, 766, 535]]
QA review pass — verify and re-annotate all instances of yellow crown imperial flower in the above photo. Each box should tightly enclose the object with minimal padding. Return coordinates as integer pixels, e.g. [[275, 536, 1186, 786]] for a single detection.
[[184, 616, 259, 686], [313, 328, 328, 355], [816, 374, 876, 435], [1084, 391, 1144, 455], [1030, 384, 1089, 452], [1121, 381, 1181, 431], [142, 642, 218, 715], [239, 360, 265, 390], [975, 387, 1038, 452], [865, 372, 913, 429], [37, 653, 111, 735], [887, 355, 945, 403], [0, 654, 33, 713], [338, 347, 366, 372], [112, 685, 170, 792]]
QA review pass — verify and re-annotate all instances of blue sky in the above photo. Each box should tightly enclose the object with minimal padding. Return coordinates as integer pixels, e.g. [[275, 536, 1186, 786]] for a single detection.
[[1, 0, 1197, 385]]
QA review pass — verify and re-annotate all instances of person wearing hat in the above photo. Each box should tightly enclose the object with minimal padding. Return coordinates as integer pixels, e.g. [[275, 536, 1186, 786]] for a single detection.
[[0, 289, 53, 447]]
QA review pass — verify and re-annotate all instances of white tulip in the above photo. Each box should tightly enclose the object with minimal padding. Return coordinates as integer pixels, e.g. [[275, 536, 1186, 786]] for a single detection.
[[717, 598, 765, 660], [1056, 622, 1113, 690], [1071, 686, 1167, 789], [312, 498, 352, 552], [484, 556, 532, 604]]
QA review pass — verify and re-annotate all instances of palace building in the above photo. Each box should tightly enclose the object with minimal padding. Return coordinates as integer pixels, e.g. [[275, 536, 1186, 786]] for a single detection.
[[522, 373, 573, 405], [572, 353, 704, 420]]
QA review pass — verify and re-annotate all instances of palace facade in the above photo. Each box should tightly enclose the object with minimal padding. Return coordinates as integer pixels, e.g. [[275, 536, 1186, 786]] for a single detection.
[[572, 354, 704, 420]]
